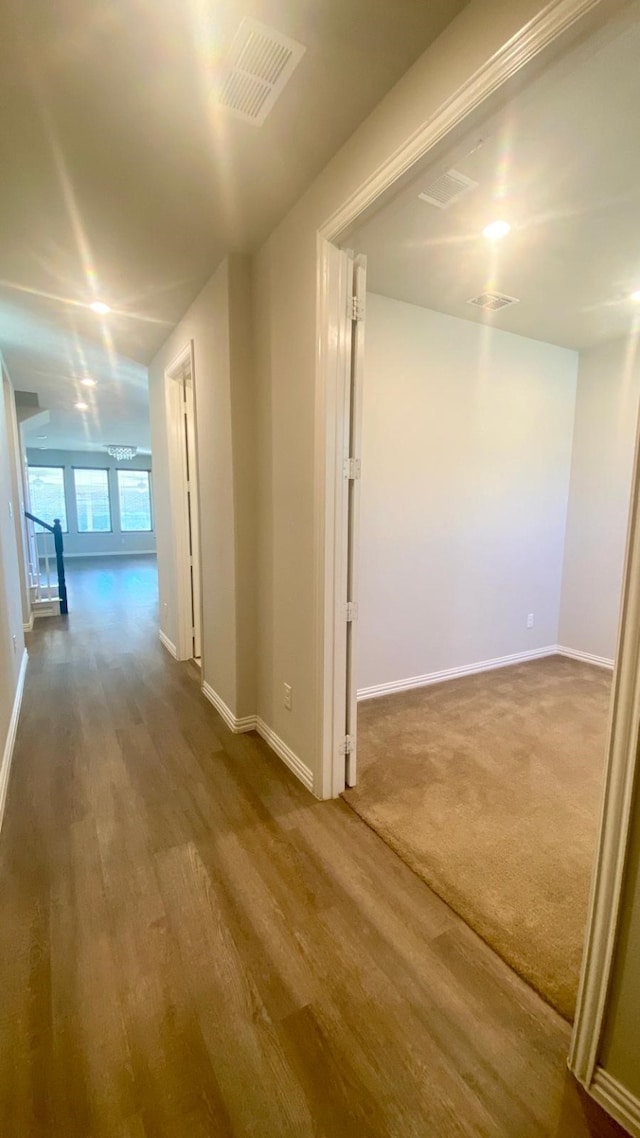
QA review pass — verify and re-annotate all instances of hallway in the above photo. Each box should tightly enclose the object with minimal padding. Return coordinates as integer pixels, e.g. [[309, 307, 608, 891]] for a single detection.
[[0, 557, 625, 1137]]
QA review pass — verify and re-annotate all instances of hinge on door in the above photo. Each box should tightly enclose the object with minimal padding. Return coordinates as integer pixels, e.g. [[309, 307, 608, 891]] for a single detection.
[[349, 295, 364, 322], [345, 601, 358, 622], [343, 457, 361, 480], [340, 735, 354, 755]]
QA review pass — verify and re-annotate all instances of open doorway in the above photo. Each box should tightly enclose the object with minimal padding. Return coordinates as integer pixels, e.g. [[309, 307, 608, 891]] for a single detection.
[[318, 0, 640, 1038], [165, 342, 202, 663]]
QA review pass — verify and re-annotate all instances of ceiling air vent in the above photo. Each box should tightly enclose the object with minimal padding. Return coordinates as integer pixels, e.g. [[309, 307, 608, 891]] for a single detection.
[[216, 18, 306, 125], [467, 291, 520, 311], [418, 169, 478, 209]]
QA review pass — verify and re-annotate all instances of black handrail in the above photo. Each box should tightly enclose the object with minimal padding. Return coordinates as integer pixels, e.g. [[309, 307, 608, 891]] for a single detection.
[[24, 511, 68, 615]]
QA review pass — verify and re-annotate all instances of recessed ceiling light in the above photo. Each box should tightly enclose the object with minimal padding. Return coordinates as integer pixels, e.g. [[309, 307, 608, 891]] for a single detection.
[[482, 220, 511, 241], [80, 376, 96, 387], [631, 290, 640, 302], [89, 300, 111, 315], [75, 400, 89, 411]]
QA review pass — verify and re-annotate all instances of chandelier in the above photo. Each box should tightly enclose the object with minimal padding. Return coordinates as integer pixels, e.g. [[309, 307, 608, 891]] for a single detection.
[[106, 445, 137, 461]]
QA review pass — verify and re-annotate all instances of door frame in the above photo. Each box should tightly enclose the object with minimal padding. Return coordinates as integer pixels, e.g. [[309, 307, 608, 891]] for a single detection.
[[314, 0, 637, 1099], [164, 341, 203, 662]]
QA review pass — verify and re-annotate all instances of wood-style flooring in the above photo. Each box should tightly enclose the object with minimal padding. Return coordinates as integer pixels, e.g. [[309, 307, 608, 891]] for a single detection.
[[0, 556, 626, 1137]]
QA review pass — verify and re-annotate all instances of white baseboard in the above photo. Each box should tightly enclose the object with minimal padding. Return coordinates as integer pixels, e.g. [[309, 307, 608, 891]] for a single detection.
[[358, 645, 557, 701], [591, 1067, 640, 1138], [23, 613, 34, 632], [62, 550, 156, 559], [201, 681, 257, 733], [556, 645, 614, 670], [0, 649, 28, 833], [159, 630, 177, 658], [200, 682, 315, 793], [255, 717, 315, 793]]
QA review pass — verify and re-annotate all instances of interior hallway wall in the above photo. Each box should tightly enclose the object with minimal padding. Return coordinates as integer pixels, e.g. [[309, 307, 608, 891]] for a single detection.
[[559, 335, 640, 662], [0, 364, 27, 813], [357, 293, 578, 692], [148, 255, 256, 720]]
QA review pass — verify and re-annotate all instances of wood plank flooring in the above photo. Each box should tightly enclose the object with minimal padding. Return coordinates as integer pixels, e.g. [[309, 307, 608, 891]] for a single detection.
[[0, 556, 626, 1137]]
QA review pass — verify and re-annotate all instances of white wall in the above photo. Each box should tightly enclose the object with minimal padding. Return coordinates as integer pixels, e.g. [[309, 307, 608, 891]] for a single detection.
[[0, 365, 27, 815], [358, 294, 578, 691], [148, 255, 256, 720], [26, 448, 156, 558], [559, 336, 640, 662]]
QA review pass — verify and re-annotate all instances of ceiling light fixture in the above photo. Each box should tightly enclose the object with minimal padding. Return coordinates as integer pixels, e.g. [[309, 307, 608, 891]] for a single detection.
[[482, 219, 511, 241], [80, 376, 96, 387], [631, 290, 640, 302], [106, 445, 137, 461], [75, 401, 89, 411], [89, 300, 111, 315]]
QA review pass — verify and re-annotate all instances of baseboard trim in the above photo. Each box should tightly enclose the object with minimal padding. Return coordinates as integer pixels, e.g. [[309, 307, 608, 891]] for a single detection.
[[255, 717, 315, 793], [62, 550, 157, 558], [199, 682, 314, 792], [159, 630, 177, 658], [0, 649, 28, 833], [201, 681, 257, 734], [556, 645, 614, 670], [23, 613, 34, 632], [590, 1068, 640, 1138], [357, 645, 557, 701]]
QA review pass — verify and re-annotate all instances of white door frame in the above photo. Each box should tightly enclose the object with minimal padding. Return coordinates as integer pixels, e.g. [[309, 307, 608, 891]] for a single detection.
[[314, 0, 638, 1104], [165, 341, 203, 662]]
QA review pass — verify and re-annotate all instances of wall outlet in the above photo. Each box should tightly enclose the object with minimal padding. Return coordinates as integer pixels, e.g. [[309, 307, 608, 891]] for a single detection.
[[527, 613, 534, 629], [284, 682, 292, 711], [12, 634, 17, 653]]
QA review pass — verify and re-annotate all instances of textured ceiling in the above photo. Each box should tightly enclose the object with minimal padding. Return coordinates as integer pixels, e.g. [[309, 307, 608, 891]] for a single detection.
[[347, 1, 640, 352], [0, 0, 466, 452]]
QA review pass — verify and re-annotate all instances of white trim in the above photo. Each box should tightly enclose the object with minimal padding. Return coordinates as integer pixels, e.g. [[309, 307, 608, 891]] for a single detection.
[[590, 1069, 640, 1138], [164, 341, 202, 663], [319, 0, 605, 243], [255, 717, 315, 793], [63, 550, 156, 558], [159, 629, 177, 658], [557, 645, 614, 670], [23, 613, 34, 632], [0, 649, 28, 832], [200, 683, 315, 793], [357, 646, 558, 701], [201, 681, 257, 733]]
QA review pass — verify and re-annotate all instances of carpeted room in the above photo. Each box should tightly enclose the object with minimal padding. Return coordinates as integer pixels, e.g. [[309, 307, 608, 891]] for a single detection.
[[338, 19, 640, 1022]]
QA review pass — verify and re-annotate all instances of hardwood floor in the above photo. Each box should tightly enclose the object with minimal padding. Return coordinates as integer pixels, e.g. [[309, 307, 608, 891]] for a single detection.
[[0, 555, 625, 1137]]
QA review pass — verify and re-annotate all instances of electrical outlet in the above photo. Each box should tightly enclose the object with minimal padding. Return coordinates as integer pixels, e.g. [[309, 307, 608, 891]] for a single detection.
[[12, 634, 17, 653], [527, 613, 534, 629], [284, 682, 292, 711]]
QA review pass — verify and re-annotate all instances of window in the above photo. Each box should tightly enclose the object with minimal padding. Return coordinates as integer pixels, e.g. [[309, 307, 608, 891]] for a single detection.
[[27, 466, 68, 532], [73, 468, 112, 532], [117, 469, 153, 532]]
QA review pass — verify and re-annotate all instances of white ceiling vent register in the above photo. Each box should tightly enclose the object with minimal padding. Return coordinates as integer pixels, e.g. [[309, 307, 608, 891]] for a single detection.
[[418, 169, 478, 209], [467, 291, 520, 311], [215, 18, 306, 125]]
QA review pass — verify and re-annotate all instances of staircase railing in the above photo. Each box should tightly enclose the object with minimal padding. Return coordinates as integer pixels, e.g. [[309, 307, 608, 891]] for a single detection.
[[24, 512, 69, 615]]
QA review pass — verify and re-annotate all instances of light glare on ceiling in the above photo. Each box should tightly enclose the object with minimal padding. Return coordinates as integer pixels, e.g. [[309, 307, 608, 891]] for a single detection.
[[631, 290, 640, 302], [482, 220, 511, 241], [75, 400, 88, 411], [81, 376, 96, 386], [89, 300, 111, 314]]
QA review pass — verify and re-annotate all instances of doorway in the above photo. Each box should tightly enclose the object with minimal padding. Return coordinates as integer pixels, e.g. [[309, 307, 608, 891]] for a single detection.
[[316, 0, 640, 1099], [165, 342, 202, 663]]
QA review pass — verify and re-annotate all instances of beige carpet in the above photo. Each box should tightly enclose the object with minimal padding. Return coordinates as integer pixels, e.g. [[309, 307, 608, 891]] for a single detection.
[[345, 656, 611, 1020]]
